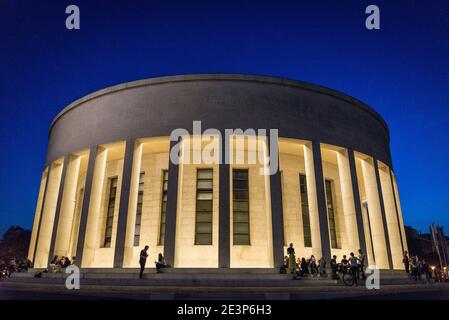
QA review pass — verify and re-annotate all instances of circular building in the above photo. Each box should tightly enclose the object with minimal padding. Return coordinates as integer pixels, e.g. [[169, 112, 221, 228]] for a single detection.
[[29, 74, 407, 270]]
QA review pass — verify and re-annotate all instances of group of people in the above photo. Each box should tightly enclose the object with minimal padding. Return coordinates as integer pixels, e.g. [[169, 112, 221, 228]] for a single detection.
[[139, 246, 168, 278], [282, 243, 367, 284], [0, 257, 32, 278], [402, 251, 435, 282], [47, 255, 75, 273]]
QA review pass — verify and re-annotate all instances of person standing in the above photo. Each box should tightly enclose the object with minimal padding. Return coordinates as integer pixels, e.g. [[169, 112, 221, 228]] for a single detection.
[[358, 249, 366, 281], [139, 245, 149, 279], [403, 251, 410, 274], [287, 243, 296, 274], [349, 252, 360, 285], [331, 255, 338, 280], [318, 257, 326, 277], [421, 259, 431, 282], [310, 255, 317, 276]]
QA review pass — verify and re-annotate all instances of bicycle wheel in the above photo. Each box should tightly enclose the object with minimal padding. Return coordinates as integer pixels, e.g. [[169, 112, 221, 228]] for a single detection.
[[342, 273, 354, 286]]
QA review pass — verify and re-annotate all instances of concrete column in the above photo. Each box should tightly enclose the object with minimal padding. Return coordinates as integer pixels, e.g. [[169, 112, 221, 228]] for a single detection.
[[123, 141, 143, 267], [163, 139, 180, 267], [54, 155, 82, 258], [337, 149, 363, 254], [347, 150, 368, 264], [219, 133, 230, 268], [114, 140, 136, 267], [28, 169, 48, 262], [81, 147, 108, 267], [374, 160, 393, 269], [47, 155, 71, 265], [378, 163, 403, 269], [33, 160, 64, 268], [303, 143, 322, 256], [361, 158, 390, 269], [391, 171, 408, 253], [268, 135, 284, 268], [75, 146, 98, 267]]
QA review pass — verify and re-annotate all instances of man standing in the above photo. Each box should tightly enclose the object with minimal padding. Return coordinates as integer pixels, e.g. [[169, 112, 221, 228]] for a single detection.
[[330, 255, 338, 280], [402, 251, 410, 274], [348, 252, 360, 285], [139, 245, 149, 279], [358, 249, 367, 281]]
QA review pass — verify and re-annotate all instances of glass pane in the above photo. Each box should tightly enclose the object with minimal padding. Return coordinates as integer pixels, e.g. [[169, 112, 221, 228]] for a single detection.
[[233, 179, 248, 190], [233, 190, 248, 200], [233, 169, 248, 180], [196, 211, 212, 222], [135, 213, 141, 225], [197, 169, 213, 179], [133, 235, 140, 246], [105, 228, 112, 237], [195, 233, 212, 245], [197, 192, 213, 200], [134, 225, 141, 235], [233, 211, 249, 223], [196, 200, 213, 212], [234, 222, 249, 234], [137, 193, 143, 203], [196, 222, 212, 233], [106, 218, 113, 228], [233, 201, 249, 212], [197, 180, 213, 190], [234, 234, 250, 245]]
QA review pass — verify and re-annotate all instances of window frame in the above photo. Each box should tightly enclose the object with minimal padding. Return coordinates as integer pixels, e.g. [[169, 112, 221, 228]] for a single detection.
[[232, 168, 250, 246], [158, 170, 169, 245], [133, 172, 145, 247], [103, 176, 118, 248], [299, 173, 312, 247]]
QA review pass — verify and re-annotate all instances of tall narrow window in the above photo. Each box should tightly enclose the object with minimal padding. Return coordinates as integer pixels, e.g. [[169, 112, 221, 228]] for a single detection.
[[134, 172, 145, 246], [158, 170, 168, 245], [299, 174, 312, 247], [325, 179, 338, 249], [233, 169, 250, 245], [195, 169, 213, 245], [104, 177, 118, 248]]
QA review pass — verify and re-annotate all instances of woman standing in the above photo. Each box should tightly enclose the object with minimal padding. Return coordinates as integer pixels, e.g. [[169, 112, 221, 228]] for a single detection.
[[287, 243, 296, 274]]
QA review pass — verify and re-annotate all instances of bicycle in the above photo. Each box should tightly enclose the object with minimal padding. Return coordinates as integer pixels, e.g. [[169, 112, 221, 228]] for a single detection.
[[338, 264, 365, 286]]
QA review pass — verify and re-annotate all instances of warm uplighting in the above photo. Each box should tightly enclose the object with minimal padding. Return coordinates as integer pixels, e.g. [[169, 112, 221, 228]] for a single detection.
[[431, 266, 435, 270]]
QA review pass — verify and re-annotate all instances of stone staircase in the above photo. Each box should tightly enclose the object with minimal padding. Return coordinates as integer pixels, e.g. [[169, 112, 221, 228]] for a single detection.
[[7, 268, 415, 287]]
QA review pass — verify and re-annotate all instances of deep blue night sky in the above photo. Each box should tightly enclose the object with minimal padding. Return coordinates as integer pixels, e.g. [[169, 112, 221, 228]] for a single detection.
[[0, 0, 448, 235]]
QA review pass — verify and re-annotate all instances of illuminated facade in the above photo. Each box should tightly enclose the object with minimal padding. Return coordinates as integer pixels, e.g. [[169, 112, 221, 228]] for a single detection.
[[28, 74, 407, 270]]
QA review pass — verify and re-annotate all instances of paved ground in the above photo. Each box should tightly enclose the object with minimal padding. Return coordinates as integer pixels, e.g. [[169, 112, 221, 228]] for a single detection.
[[1, 279, 449, 300]]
